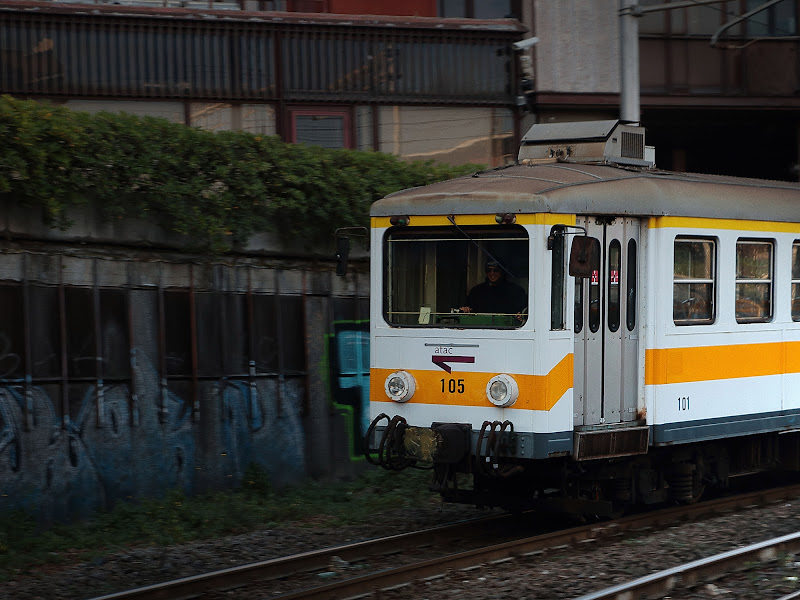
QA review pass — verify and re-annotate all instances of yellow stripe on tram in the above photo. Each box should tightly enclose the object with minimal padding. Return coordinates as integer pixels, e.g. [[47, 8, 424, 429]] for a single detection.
[[370, 354, 573, 411], [649, 216, 800, 234], [645, 341, 800, 385]]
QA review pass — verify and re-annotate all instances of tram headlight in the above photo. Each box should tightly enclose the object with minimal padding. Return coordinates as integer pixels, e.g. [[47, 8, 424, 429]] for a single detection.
[[489, 380, 508, 400], [486, 374, 519, 408], [384, 370, 416, 403]]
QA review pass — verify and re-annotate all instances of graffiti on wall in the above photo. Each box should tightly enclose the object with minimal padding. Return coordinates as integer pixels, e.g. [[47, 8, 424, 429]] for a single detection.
[[0, 261, 353, 522], [0, 350, 195, 522], [0, 334, 305, 523], [326, 320, 370, 459], [218, 378, 305, 487]]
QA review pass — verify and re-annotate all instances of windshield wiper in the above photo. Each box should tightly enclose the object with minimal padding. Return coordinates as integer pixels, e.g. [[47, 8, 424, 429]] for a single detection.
[[446, 215, 515, 278]]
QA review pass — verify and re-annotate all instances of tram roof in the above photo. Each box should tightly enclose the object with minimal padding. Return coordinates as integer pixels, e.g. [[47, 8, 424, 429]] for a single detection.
[[371, 162, 800, 223]]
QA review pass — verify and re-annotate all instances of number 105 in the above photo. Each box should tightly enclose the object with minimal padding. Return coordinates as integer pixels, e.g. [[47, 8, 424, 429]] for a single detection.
[[441, 378, 465, 394]]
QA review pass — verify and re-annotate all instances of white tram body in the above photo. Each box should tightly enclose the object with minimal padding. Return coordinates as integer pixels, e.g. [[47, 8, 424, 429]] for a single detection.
[[365, 121, 800, 512]]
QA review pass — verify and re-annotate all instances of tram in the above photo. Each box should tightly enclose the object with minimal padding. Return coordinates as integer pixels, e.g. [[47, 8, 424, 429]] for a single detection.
[[363, 120, 800, 513]]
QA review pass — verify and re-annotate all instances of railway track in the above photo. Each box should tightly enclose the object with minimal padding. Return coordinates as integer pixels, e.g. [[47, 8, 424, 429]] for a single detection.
[[90, 484, 800, 600], [576, 531, 800, 599], [88, 511, 541, 600]]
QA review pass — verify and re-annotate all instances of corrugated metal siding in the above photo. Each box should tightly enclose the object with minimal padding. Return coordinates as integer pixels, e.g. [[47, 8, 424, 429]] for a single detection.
[[0, 14, 277, 100], [0, 4, 523, 104]]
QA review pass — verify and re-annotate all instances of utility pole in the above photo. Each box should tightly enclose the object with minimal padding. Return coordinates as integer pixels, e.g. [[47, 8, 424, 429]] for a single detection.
[[619, 0, 731, 124], [619, 0, 640, 124]]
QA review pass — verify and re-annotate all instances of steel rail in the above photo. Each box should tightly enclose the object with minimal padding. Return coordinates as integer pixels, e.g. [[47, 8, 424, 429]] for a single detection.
[[86, 513, 518, 600], [90, 483, 800, 600], [271, 484, 800, 600], [575, 530, 800, 600]]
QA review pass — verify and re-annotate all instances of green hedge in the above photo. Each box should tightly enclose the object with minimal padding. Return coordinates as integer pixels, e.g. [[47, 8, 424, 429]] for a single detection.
[[0, 95, 481, 253]]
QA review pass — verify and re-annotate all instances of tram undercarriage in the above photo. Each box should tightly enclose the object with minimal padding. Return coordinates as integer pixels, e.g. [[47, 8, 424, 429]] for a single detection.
[[367, 414, 800, 516]]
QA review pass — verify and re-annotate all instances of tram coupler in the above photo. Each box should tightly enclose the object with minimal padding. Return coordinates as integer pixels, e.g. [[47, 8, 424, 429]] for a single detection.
[[422, 423, 472, 463], [365, 415, 471, 470]]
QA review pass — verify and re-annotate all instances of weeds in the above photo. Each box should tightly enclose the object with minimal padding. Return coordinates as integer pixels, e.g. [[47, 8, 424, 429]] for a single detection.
[[0, 465, 437, 580]]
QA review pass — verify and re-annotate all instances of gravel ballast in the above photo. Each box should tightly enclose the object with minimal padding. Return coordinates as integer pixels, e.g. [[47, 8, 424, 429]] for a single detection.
[[3, 498, 800, 599]]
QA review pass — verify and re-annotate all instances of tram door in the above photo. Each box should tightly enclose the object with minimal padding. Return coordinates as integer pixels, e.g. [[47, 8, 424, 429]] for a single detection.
[[573, 217, 640, 427]]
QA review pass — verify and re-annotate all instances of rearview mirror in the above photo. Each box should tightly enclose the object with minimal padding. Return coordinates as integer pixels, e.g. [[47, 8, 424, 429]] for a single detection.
[[335, 236, 350, 276], [569, 236, 600, 278]]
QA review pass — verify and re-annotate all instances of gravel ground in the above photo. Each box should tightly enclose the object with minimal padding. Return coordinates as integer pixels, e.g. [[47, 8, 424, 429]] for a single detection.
[[382, 500, 800, 600], [0, 503, 481, 600], [3, 498, 800, 600], [666, 553, 800, 600]]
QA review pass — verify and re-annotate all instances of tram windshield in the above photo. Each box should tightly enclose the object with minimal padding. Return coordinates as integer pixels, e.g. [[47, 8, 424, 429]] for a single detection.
[[384, 224, 529, 328]]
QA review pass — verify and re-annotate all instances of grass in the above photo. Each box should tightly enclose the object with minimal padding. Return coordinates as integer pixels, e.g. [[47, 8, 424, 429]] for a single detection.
[[0, 465, 439, 581]]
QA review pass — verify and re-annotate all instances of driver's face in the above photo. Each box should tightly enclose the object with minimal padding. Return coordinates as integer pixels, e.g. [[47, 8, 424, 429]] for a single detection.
[[486, 267, 501, 284]]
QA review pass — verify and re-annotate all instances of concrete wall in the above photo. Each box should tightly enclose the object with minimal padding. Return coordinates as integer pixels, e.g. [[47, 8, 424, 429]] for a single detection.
[[0, 204, 370, 523], [532, 0, 620, 94], [379, 106, 516, 167]]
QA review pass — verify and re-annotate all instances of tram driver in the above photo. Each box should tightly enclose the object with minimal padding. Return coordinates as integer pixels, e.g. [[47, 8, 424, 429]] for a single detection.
[[459, 260, 527, 321]]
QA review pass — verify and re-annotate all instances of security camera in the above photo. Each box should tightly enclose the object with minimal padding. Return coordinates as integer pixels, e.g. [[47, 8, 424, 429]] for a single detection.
[[513, 37, 539, 51]]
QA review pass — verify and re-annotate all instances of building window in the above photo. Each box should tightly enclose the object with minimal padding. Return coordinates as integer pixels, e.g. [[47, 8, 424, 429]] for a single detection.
[[251, 294, 306, 374], [792, 241, 800, 321], [735, 239, 773, 323], [29, 286, 61, 378], [286, 0, 329, 11], [163, 290, 192, 377], [0, 283, 25, 381], [686, 4, 723, 35], [99, 289, 131, 381], [746, 0, 797, 37], [673, 237, 715, 325], [290, 109, 352, 149], [439, 0, 520, 19], [639, 0, 667, 34], [65, 288, 97, 379], [195, 292, 249, 378]]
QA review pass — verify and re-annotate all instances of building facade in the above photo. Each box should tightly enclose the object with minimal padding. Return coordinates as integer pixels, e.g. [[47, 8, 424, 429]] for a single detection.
[[4, 1, 795, 178], [0, 1, 526, 167], [528, 0, 800, 180]]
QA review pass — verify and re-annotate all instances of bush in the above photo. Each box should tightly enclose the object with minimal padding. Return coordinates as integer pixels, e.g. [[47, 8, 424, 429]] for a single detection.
[[0, 95, 482, 252]]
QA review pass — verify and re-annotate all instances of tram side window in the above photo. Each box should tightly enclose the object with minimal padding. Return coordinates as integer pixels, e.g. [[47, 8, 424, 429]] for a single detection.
[[736, 239, 773, 323], [626, 239, 637, 331], [673, 237, 715, 325], [607, 239, 621, 332], [793, 241, 800, 321], [551, 230, 566, 330]]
